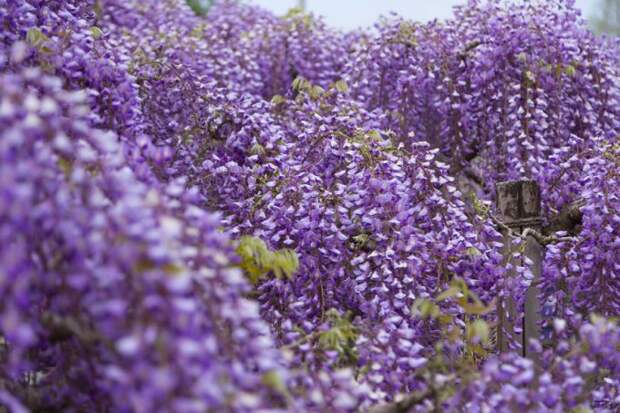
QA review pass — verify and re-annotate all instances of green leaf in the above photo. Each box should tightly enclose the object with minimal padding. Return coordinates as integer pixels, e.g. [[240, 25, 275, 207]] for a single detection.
[[186, 0, 213, 16], [589, 313, 605, 325], [525, 70, 536, 83], [352, 233, 369, 244], [460, 299, 493, 316], [451, 277, 470, 295], [367, 130, 382, 141], [333, 79, 349, 93], [468, 319, 490, 345], [27, 28, 49, 48], [261, 370, 289, 398], [271, 249, 299, 279], [292, 76, 307, 91], [284, 7, 304, 19], [270, 95, 286, 105], [467, 191, 490, 218], [436, 286, 460, 302], [90, 27, 104, 39], [58, 158, 73, 177], [317, 310, 358, 365], [236, 236, 299, 284], [309, 85, 325, 100], [398, 22, 418, 46], [250, 143, 266, 156], [412, 298, 440, 319], [466, 247, 481, 257], [318, 330, 339, 349]]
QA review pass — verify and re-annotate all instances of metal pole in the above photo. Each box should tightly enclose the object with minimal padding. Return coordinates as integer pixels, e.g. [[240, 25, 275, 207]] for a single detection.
[[298, 0, 306, 11]]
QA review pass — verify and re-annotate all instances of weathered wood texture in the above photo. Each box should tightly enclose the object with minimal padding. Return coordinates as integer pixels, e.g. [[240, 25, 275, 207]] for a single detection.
[[496, 180, 542, 358]]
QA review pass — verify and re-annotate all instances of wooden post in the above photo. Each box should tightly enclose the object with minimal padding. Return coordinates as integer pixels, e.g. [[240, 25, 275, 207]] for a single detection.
[[496, 180, 542, 358]]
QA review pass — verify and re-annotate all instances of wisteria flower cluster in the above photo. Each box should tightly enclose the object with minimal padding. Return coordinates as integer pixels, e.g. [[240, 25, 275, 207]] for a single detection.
[[0, 66, 301, 412], [0, 0, 619, 412]]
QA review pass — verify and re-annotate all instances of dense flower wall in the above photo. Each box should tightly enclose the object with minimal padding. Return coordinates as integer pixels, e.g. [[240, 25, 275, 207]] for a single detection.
[[0, 0, 618, 412]]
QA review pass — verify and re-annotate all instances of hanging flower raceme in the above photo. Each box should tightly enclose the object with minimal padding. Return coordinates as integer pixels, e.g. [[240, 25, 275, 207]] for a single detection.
[[199, 80, 512, 399], [543, 140, 620, 324], [345, 0, 620, 211]]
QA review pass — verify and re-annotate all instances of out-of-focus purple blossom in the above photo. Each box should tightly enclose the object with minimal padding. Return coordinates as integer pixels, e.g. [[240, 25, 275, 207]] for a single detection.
[[0, 68, 312, 412]]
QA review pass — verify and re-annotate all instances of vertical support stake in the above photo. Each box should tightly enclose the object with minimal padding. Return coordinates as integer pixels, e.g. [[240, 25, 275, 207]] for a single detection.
[[496, 180, 542, 359]]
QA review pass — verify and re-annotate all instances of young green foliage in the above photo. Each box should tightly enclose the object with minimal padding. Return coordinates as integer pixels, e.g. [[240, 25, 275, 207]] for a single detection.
[[318, 309, 359, 366], [236, 236, 299, 285]]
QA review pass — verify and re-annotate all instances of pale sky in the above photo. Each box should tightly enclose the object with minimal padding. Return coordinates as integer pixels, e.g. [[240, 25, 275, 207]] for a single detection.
[[249, 0, 599, 30]]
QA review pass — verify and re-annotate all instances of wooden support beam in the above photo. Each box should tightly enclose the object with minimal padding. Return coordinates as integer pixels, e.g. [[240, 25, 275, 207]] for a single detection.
[[496, 180, 542, 358]]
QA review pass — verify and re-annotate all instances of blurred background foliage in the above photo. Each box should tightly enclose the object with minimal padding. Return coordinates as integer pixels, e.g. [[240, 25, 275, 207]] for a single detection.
[[187, 0, 214, 15]]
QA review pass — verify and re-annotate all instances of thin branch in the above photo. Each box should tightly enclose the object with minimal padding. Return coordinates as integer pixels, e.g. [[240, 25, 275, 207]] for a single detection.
[[521, 227, 575, 246], [488, 213, 576, 246]]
